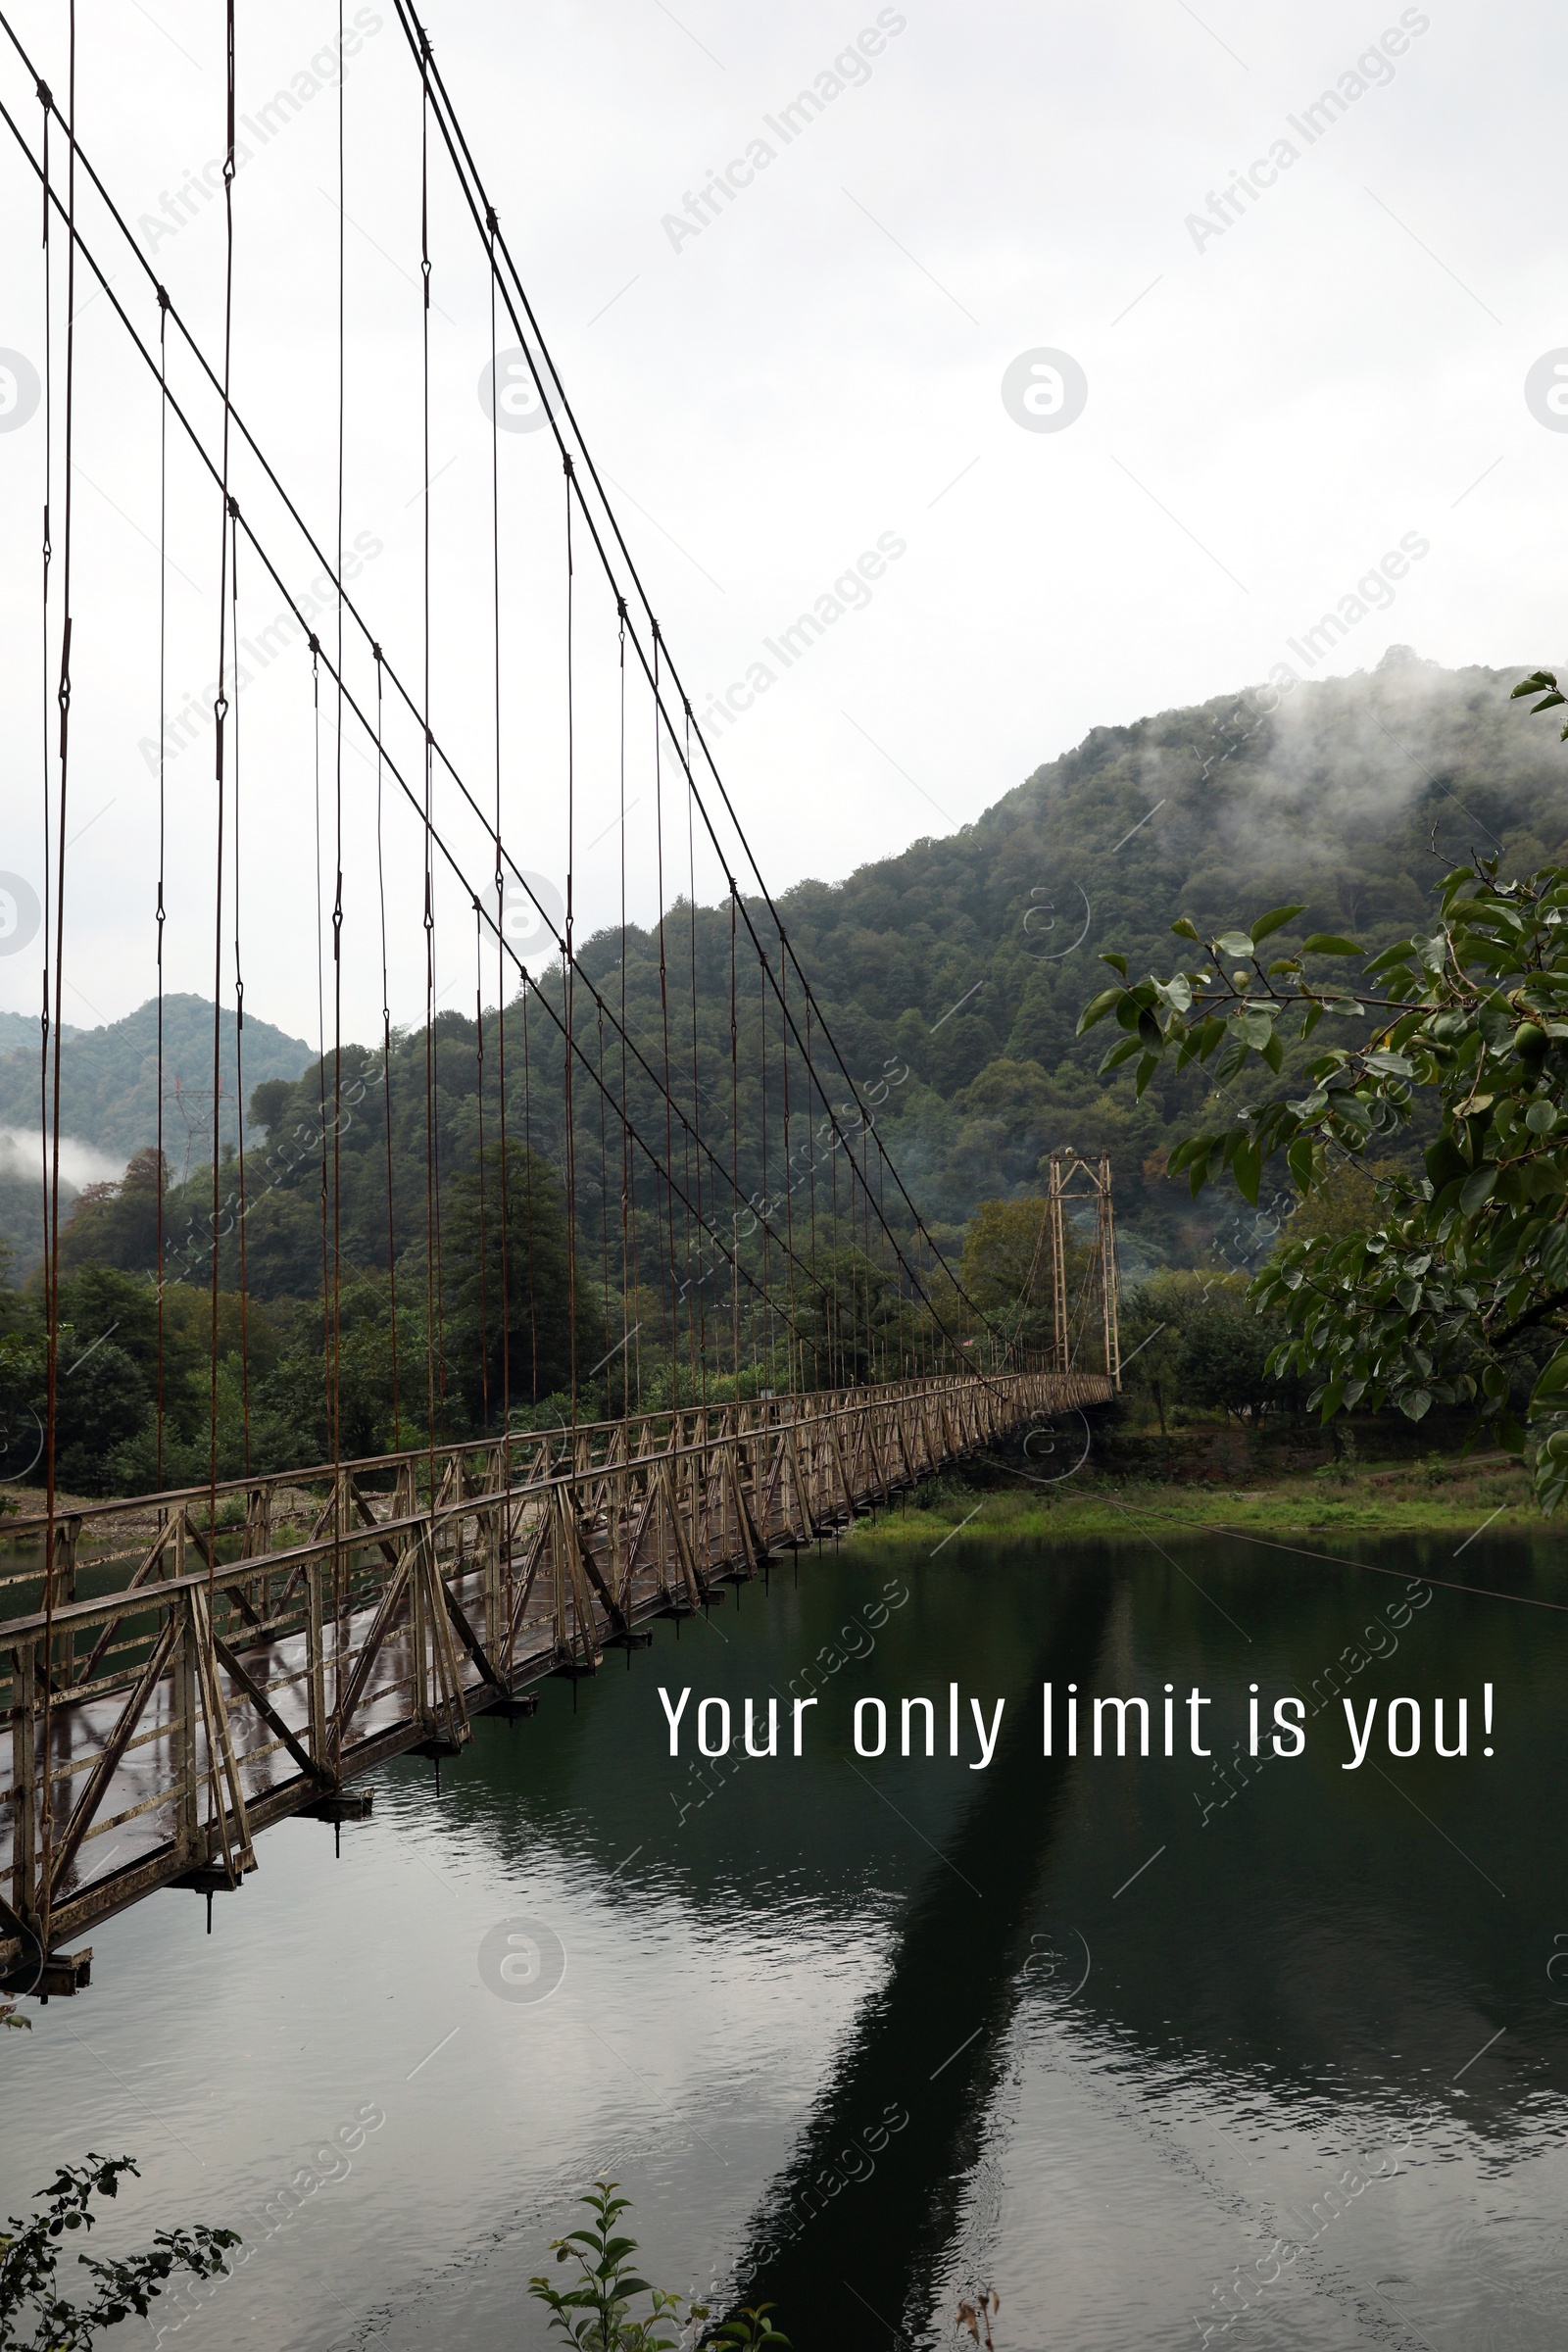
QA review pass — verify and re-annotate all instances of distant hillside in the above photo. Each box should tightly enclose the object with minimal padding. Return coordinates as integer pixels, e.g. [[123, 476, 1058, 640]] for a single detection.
[[0, 996, 312, 1270], [39, 650, 1568, 1298], [0, 1011, 78, 1059], [746, 647, 1568, 1268], [0, 994, 313, 1166]]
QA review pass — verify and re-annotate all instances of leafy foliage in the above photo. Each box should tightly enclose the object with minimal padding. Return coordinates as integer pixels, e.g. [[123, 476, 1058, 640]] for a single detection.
[[528, 2181, 706, 2352], [19, 657, 1568, 1295], [1117, 1271, 1305, 1421], [1080, 673, 1568, 1507], [0, 997, 310, 1168], [18, 656, 1568, 1485], [0, 2155, 237, 2351], [441, 1141, 609, 1422], [958, 1200, 1054, 1355], [708, 2309, 790, 2352]]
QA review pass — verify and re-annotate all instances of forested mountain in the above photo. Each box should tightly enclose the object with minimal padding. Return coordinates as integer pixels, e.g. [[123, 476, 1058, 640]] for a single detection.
[[0, 1012, 76, 1058], [771, 646, 1565, 1263], [33, 649, 1568, 1300], [0, 995, 311, 1170], [9, 648, 1564, 1490]]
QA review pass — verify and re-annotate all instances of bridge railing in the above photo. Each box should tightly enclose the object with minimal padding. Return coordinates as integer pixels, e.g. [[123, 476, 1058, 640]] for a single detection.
[[0, 1367, 1044, 1582], [0, 1368, 1111, 1981]]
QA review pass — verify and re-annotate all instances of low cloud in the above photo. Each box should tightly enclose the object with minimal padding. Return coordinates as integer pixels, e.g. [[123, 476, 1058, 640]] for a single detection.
[[0, 1127, 124, 1194]]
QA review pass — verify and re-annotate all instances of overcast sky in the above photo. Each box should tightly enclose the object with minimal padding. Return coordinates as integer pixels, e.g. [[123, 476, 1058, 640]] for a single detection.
[[0, 0, 1562, 1055]]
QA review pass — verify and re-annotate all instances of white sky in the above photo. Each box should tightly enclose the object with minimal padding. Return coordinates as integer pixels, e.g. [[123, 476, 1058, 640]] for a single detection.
[[0, 0, 1562, 1051]]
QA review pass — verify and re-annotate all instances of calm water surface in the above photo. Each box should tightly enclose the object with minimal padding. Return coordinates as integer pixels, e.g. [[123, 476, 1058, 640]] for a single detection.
[[3, 1529, 1566, 2350]]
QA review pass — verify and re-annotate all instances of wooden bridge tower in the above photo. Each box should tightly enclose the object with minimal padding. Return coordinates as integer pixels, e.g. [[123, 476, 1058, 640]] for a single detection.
[[1045, 1149, 1120, 1387]]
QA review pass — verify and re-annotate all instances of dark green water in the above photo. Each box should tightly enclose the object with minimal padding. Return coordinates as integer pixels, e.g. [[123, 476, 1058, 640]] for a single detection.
[[3, 1528, 1565, 2349]]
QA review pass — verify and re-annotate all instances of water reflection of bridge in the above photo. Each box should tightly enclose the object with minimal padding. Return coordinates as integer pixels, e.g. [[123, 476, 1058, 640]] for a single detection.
[[0, 1370, 1109, 1990], [734, 1568, 1115, 2346]]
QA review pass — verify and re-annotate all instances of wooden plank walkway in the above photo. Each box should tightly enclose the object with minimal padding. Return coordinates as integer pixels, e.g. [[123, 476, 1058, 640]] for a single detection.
[[0, 1370, 1109, 1988]]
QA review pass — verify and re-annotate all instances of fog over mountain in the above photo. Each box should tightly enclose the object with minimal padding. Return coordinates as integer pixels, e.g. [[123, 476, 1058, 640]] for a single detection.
[[7, 652, 1561, 1283]]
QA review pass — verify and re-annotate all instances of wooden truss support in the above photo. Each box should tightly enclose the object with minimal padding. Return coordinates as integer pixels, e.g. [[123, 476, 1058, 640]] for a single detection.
[[0, 1369, 1117, 1978]]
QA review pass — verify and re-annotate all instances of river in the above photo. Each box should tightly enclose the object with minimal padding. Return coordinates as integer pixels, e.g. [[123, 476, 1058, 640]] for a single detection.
[[3, 1524, 1565, 2349]]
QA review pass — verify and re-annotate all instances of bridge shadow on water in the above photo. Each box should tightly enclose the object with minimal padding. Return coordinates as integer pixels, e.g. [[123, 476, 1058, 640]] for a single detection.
[[728, 1569, 1114, 2348]]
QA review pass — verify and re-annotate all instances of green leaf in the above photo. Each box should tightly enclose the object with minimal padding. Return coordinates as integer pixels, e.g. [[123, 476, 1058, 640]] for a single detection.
[[1250, 903, 1306, 943], [1299, 934, 1363, 956], [1231, 1138, 1261, 1204], [1099, 952, 1129, 977], [1216, 930, 1254, 959], [1362, 939, 1417, 976], [1076, 987, 1124, 1035], [1531, 1348, 1568, 1401], [1098, 1033, 1143, 1074], [1170, 916, 1201, 941], [1425, 1135, 1467, 1188], [1459, 1165, 1498, 1215], [1398, 1389, 1433, 1421]]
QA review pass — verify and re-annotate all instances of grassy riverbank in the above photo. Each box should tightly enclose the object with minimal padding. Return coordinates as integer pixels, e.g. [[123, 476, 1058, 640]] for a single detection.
[[852, 1447, 1547, 1547]]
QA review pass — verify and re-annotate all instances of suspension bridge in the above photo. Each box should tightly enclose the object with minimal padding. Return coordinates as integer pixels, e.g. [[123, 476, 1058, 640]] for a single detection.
[[0, 6, 1120, 1992], [0, 1365, 1116, 1992]]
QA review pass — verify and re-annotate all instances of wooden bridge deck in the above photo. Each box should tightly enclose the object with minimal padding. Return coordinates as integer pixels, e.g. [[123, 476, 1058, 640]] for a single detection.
[[0, 1370, 1109, 1989]]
